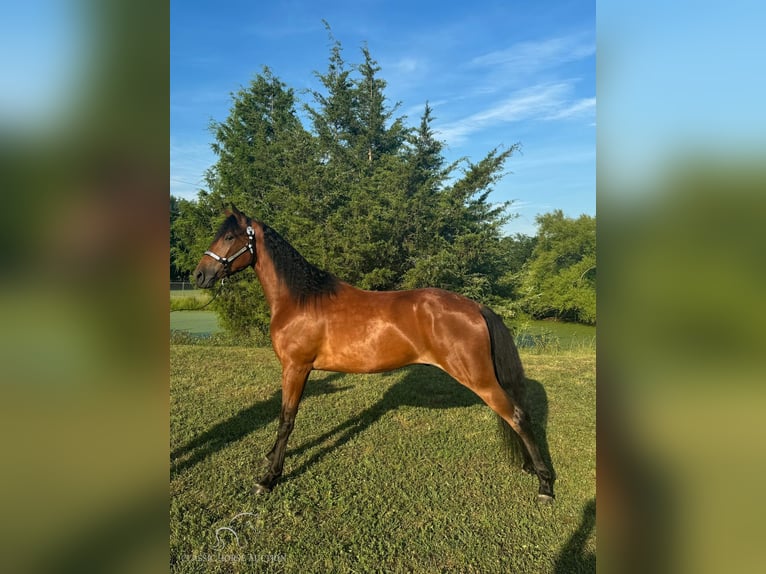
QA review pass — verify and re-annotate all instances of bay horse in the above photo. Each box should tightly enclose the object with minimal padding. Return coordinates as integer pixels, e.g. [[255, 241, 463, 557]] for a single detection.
[[193, 206, 555, 502]]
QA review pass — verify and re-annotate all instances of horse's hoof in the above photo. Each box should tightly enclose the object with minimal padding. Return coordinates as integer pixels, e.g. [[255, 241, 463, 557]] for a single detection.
[[537, 493, 555, 504], [253, 482, 271, 495]]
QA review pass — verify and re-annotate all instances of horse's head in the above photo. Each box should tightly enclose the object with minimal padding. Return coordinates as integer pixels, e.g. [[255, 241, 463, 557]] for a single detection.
[[193, 205, 256, 288]]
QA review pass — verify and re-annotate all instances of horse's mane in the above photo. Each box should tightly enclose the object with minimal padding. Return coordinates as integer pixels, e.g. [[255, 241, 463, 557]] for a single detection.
[[260, 224, 339, 305]]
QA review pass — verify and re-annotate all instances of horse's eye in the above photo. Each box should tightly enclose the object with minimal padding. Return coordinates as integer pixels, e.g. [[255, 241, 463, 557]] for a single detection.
[[225, 234, 234, 241]]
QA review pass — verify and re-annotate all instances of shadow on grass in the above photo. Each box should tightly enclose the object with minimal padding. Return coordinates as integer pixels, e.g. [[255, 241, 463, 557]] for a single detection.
[[172, 364, 555, 492], [525, 376, 556, 479], [171, 372, 348, 476], [281, 366, 553, 488], [281, 366, 480, 484], [553, 498, 596, 573]]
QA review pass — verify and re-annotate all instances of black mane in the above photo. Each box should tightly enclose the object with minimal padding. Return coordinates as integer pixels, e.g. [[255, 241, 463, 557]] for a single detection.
[[261, 224, 339, 305]]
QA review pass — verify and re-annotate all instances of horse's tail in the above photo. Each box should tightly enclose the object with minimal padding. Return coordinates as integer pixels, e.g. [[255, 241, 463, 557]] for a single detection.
[[480, 305, 527, 466]]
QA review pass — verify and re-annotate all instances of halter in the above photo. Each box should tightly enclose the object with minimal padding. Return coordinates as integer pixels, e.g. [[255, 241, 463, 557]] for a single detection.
[[204, 224, 255, 273]]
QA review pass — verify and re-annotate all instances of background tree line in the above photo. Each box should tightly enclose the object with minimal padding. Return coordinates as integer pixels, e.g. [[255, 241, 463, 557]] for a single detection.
[[171, 37, 595, 337]]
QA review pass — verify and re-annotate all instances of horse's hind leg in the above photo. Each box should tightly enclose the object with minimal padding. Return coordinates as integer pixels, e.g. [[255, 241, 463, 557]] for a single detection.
[[254, 364, 311, 494], [475, 383, 555, 502]]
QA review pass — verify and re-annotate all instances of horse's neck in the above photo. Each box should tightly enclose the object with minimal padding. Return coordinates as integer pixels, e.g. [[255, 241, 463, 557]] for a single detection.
[[253, 231, 289, 314]]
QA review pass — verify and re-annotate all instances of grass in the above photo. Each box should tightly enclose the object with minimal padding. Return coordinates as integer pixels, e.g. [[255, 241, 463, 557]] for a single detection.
[[171, 290, 212, 312], [171, 289, 207, 299], [170, 344, 596, 573]]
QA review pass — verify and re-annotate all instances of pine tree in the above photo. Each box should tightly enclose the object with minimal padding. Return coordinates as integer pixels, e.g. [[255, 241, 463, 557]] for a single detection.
[[173, 34, 527, 337]]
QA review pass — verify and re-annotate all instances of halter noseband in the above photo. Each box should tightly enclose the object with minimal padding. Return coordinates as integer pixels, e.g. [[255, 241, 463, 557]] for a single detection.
[[204, 225, 255, 273]]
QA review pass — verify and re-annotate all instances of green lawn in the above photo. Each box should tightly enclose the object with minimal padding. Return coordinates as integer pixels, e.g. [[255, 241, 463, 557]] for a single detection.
[[170, 344, 596, 573], [171, 289, 206, 298]]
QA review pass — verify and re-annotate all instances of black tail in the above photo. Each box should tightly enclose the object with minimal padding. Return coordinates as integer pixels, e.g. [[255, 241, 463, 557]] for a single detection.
[[480, 306, 528, 466]]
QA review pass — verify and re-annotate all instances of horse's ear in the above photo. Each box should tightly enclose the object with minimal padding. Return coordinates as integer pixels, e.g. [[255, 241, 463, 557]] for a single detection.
[[230, 204, 246, 220]]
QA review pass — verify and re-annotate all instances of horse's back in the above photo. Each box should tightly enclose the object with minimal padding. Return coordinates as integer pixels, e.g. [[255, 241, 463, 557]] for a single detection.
[[311, 285, 490, 374]]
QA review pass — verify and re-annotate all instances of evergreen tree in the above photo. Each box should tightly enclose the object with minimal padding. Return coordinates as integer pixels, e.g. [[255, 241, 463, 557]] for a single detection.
[[401, 145, 519, 300], [173, 35, 528, 337], [174, 68, 319, 337], [355, 46, 406, 166]]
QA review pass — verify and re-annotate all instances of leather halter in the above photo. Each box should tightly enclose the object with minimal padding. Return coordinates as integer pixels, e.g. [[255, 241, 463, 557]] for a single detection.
[[203, 225, 255, 273]]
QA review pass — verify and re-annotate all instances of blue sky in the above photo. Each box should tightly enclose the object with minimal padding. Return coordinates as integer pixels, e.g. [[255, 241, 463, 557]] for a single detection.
[[171, 0, 595, 236]]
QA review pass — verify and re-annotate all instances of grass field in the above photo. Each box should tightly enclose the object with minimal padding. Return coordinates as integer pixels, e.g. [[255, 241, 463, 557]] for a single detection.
[[171, 289, 207, 299], [170, 344, 596, 572]]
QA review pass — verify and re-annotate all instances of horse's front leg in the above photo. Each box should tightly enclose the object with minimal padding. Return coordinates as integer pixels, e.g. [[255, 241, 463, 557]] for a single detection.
[[255, 364, 311, 494]]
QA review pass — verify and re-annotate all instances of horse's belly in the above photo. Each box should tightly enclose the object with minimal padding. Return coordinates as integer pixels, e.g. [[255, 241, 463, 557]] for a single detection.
[[313, 321, 422, 373]]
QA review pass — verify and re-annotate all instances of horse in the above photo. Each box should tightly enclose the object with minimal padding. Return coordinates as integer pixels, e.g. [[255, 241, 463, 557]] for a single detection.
[[193, 205, 555, 502]]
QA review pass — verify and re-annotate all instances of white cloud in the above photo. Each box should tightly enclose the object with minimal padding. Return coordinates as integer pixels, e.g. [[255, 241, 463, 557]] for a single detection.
[[429, 31, 595, 145], [392, 57, 420, 74], [506, 200, 536, 211], [544, 97, 596, 120], [401, 99, 449, 122], [470, 32, 595, 74], [436, 83, 592, 144], [514, 147, 596, 169]]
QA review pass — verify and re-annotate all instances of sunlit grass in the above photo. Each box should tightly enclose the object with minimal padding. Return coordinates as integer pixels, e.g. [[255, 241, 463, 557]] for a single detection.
[[170, 344, 596, 572]]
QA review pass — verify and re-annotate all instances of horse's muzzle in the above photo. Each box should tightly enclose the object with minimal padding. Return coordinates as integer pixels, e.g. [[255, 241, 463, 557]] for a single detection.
[[194, 265, 218, 289]]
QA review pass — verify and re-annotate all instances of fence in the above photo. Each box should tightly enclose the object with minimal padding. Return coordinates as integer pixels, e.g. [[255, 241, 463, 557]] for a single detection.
[[171, 281, 196, 291]]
